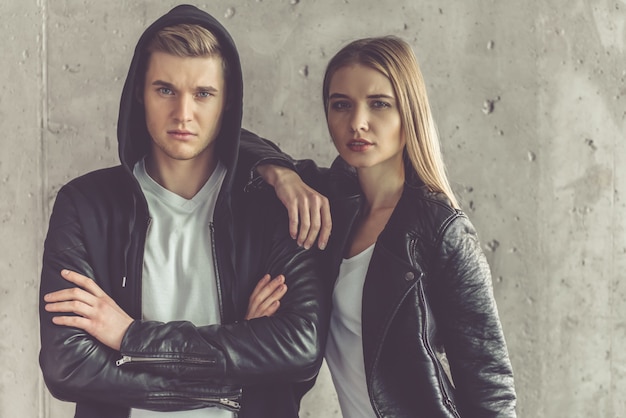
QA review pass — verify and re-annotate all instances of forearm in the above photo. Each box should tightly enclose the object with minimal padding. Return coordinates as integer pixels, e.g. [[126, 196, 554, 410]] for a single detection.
[[118, 234, 329, 385], [436, 216, 517, 416], [39, 189, 239, 409], [238, 129, 296, 182], [40, 259, 241, 409]]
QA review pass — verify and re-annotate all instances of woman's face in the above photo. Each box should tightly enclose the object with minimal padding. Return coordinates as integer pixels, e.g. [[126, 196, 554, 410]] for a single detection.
[[326, 63, 405, 172]]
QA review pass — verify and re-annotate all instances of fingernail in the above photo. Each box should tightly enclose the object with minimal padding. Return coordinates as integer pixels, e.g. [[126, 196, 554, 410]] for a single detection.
[[319, 242, 327, 250], [61, 269, 69, 276]]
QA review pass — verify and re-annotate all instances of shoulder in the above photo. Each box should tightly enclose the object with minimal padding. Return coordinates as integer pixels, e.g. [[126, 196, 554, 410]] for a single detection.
[[394, 185, 469, 244], [57, 165, 137, 209], [62, 166, 129, 194]]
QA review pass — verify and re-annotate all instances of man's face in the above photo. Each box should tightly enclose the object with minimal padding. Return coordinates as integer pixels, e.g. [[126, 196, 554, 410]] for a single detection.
[[143, 51, 227, 165]]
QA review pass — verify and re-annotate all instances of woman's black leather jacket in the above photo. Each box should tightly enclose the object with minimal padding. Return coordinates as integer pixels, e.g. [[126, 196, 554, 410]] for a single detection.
[[321, 157, 517, 417]]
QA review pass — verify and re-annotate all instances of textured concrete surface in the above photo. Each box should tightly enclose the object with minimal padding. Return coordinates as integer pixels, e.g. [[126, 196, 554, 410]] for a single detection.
[[1, 0, 624, 417]]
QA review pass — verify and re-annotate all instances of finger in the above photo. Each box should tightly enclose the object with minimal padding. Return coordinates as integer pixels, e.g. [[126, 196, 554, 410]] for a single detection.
[[262, 300, 281, 317], [302, 198, 322, 250], [317, 198, 332, 250], [249, 275, 285, 306], [256, 281, 288, 313], [248, 274, 271, 300], [61, 270, 106, 298], [45, 300, 93, 318], [44, 287, 97, 306], [246, 275, 285, 319], [286, 200, 299, 240], [256, 283, 287, 317], [246, 300, 279, 320], [296, 201, 311, 248], [51, 314, 92, 331]]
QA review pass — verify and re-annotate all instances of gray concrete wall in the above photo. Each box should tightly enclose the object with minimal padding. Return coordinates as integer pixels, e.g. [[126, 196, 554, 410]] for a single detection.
[[1, 0, 624, 416]]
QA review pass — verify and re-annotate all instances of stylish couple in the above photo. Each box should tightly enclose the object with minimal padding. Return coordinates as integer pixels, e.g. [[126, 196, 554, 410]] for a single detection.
[[39, 5, 516, 418]]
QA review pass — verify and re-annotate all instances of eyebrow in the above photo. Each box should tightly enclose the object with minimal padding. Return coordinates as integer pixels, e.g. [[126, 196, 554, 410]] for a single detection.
[[151, 80, 219, 93], [329, 93, 395, 100]]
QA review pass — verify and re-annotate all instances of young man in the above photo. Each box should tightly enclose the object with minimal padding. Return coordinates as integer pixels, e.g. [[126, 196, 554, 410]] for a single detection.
[[39, 5, 330, 418]]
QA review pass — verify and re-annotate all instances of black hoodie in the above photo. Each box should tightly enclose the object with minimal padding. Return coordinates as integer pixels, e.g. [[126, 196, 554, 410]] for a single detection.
[[39, 5, 327, 418], [118, 4, 242, 183]]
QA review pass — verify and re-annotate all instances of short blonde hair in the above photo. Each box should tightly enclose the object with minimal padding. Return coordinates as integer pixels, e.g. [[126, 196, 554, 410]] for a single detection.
[[146, 24, 228, 80], [323, 36, 459, 209], [148, 24, 221, 57]]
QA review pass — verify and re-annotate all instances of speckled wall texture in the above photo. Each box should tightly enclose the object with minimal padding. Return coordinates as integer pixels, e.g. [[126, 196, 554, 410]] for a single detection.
[[1, 0, 624, 417]]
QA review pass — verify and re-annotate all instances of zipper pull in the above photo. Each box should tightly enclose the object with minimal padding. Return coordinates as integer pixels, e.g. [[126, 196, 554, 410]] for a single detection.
[[219, 398, 241, 409], [116, 355, 132, 367]]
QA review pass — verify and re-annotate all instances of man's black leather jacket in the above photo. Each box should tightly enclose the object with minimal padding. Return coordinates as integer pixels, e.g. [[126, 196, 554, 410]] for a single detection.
[[39, 131, 327, 418], [39, 5, 328, 417]]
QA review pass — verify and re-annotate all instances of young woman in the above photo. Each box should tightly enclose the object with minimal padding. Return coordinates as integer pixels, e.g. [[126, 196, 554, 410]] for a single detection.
[[248, 36, 517, 417]]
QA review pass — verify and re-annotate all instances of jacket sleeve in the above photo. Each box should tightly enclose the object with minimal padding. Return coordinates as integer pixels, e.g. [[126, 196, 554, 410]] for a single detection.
[[237, 128, 297, 186], [39, 187, 240, 410], [118, 194, 330, 385], [236, 129, 330, 193], [432, 214, 517, 417]]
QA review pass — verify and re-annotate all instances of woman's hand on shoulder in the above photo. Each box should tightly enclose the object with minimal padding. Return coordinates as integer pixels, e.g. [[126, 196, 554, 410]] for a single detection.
[[256, 164, 332, 250]]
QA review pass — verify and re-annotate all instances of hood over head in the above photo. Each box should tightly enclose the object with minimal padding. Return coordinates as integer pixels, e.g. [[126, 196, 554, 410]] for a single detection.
[[117, 4, 243, 180]]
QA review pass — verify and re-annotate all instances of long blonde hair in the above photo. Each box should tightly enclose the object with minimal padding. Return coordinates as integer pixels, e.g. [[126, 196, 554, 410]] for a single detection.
[[322, 36, 459, 209]]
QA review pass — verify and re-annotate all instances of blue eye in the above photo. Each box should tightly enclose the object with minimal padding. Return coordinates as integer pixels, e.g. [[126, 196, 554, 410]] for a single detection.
[[330, 101, 351, 110], [372, 100, 391, 109], [197, 91, 212, 98], [158, 87, 173, 95]]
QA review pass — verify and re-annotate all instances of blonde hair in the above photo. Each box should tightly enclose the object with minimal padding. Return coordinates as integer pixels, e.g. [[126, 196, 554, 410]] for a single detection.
[[322, 36, 459, 209], [146, 24, 228, 79]]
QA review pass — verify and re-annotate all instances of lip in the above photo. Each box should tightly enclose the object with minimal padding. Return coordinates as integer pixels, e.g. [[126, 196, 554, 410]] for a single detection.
[[347, 138, 373, 151], [167, 129, 196, 140]]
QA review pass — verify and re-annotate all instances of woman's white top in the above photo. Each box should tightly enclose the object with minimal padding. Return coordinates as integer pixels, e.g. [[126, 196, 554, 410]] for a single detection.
[[325, 243, 377, 418]]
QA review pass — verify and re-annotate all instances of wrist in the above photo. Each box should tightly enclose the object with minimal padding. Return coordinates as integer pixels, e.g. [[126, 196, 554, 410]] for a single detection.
[[257, 164, 295, 188]]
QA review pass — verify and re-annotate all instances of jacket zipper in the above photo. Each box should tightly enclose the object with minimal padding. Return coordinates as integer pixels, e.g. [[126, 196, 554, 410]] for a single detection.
[[417, 281, 461, 418], [208, 222, 225, 321], [124, 219, 238, 416], [133, 216, 151, 320], [125, 214, 150, 418], [189, 397, 241, 411], [116, 355, 216, 367], [125, 395, 240, 416]]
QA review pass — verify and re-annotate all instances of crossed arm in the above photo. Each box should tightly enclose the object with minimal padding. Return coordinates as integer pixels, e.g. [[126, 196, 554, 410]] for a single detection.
[[44, 270, 289, 351], [40, 163, 328, 410]]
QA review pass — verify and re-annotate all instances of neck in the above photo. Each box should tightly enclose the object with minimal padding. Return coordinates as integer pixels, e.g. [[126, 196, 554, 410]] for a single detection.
[[145, 151, 217, 200], [356, 159, 405, 214]]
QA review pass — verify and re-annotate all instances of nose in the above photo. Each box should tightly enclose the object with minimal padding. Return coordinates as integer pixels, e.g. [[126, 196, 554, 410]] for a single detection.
[[173, 94, 193, 123], [349, 104, 368, 133]]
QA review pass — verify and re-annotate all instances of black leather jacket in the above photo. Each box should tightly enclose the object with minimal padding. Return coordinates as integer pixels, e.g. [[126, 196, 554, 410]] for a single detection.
[[39, 149, 326, 418], [310, 157, 517, 417], [39, 6, 327, 418]]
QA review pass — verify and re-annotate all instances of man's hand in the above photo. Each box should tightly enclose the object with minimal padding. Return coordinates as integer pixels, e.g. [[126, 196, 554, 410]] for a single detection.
[[245, 274, 288, 320], [44, 269, 133, 351], [256, 164, 331, 250]]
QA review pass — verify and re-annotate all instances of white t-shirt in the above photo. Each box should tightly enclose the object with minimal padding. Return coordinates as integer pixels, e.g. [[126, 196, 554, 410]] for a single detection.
[[130, 159, 233, 418], [325, 244, 377, 418]]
